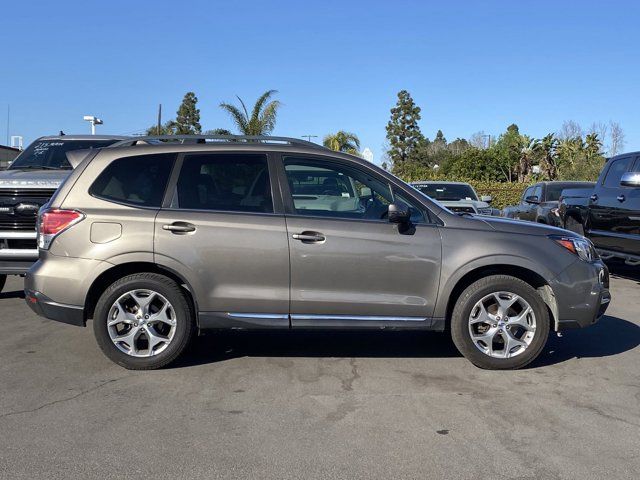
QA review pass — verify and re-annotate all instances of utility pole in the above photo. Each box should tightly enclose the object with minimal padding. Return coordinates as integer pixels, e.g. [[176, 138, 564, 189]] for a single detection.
[[6, 105, 9, 145], [157, 104, 162, 135], [302, 135, 318, 143]]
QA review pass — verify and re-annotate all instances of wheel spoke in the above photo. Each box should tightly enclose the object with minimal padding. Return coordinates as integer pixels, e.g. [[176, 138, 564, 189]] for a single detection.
[[131, 291, 156, 315], [113, 327, 141, 355], [493, 292, 518, 316], [503, 330, 527, 357], [473, 327, 498, 354], [145, 327, 168, 356], [150, 302, 176, 326], [470, 303, 494, 325], [508, 307, 534, 330], [108, 303, 136, 326]]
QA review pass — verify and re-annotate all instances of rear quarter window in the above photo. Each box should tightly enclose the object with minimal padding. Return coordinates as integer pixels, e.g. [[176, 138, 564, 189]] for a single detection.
[[89, 153, 176, 207]]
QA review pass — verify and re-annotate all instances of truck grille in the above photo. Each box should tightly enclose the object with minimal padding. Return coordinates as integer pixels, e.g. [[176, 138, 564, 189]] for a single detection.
[[0, 189, 56, 231]]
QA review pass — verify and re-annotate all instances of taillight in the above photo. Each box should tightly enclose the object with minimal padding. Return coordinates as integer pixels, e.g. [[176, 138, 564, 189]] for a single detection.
[[38, 209, 85, 250]]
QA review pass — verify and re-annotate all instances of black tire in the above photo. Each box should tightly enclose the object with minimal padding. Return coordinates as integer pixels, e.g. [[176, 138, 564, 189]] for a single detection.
[[450, 275, 550, 370], [565, 216, 585, 236], [93, 273, 195, 370], [0, 274, 6, 293]]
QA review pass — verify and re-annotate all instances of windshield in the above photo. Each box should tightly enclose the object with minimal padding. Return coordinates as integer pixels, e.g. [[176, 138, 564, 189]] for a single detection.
[[10, 139, 118, 170], [413, 183, 478, 201], [545, 182, 594, 202]]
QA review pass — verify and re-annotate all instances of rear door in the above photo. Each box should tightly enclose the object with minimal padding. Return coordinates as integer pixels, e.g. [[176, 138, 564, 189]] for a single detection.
[[154, 152, 290, 328], [589, 156, 635, 253], [279, 155, 442, 328]]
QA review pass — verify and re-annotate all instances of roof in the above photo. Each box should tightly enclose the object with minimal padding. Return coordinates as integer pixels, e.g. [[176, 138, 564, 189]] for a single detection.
[[410, 181, 471, 186], [0, 145, 20, 152], [35, 134, 129, 141]]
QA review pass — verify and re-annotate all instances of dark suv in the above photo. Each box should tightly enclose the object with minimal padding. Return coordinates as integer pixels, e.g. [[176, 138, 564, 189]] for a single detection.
[[25, 136, 610, 370]]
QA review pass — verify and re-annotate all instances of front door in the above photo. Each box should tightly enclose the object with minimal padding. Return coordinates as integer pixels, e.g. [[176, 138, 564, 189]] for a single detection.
[[280, 156, 442, 328], [154, 152, 290, 328]]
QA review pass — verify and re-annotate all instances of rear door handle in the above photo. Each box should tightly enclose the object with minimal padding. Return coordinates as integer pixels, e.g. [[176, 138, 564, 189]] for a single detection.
[[292, 231, 326, 243], [617, 195, 626, 202], [162, 222, 196, 234], [590, 194, 598, 202]]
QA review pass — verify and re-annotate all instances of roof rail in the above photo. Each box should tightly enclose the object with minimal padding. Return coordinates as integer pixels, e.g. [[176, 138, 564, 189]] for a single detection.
[[109, 134, 327, 150]]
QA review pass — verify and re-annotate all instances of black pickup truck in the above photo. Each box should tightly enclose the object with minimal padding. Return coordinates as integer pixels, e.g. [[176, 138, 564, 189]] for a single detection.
[[559, 151, 640, 265]]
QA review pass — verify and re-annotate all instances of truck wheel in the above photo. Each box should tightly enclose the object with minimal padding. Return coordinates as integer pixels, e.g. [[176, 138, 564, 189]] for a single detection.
[[93, 273, 195, 370], [450, 275, 550, 370], [0, 274, 6, 293], [565, 217, 585, 236]]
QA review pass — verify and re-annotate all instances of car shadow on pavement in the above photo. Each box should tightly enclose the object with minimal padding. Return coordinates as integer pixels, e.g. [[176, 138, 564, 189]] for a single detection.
[[0, 289, 24, 300], [174, 331, 462, 368], [174, 314, 640, 369], [532, 314, 640, 367], [606, 259, 640, 284]]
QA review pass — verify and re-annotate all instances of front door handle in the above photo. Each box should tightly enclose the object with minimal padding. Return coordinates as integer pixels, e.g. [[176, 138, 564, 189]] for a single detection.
[[590, 194, 598, 202], [162, 222, 196, 234], [292, 231, 326, 243], [617, 195, 626, 202]]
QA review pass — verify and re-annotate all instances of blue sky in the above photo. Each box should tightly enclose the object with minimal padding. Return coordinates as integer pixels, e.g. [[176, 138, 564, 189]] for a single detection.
[[1, 0, 639, 162]]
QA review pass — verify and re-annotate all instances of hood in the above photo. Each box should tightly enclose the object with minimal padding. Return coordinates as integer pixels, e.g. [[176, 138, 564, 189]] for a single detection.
[[475, 215, 575, 237], [0, 169, 70, 190]]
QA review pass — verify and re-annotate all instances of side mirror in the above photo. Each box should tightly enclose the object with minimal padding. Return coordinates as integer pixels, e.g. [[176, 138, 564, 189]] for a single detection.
[[620, 172, 640, 188], [480, 195, 492, 203], [525, 195, 540, 204], [388, 202, 411, 224]]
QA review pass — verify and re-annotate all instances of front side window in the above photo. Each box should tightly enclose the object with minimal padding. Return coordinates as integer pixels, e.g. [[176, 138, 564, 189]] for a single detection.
[[90, 153, 175, 207], [602, 157, 632, 188], [532, 185, 542, 200], [284, 157, 425, 223], [522, 187, 534, 202], [173, 153, 273, 213]]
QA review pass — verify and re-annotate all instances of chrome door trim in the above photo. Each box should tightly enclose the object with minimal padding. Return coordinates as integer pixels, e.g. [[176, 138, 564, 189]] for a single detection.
[[290, 314, 427, 322], [227, 312, 289, 320]]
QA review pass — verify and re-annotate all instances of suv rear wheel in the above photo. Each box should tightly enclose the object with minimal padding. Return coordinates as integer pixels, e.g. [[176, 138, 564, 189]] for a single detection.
[[93, 273, 195, 370], [450, 275, 549, 370]]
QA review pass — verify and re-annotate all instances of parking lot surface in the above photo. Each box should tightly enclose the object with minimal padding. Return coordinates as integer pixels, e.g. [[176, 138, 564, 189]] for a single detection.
[[0, 265, 639, 480]]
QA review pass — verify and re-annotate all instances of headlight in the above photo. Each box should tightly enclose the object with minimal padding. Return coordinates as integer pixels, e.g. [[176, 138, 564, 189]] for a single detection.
[[550, 235, 598, 262], [477, 207, 492, 215]]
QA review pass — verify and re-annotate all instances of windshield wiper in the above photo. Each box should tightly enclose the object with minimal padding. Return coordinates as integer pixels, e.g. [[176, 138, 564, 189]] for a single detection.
[[10, 165, 70, 170]]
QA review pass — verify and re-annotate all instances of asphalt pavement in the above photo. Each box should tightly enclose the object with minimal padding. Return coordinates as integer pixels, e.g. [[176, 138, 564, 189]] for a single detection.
[[0, 264, 639, 479]]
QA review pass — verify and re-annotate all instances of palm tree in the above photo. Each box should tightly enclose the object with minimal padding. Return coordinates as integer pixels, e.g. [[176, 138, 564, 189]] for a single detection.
[[219, 90, 281, 136], [323, 131, 361, 155], [535, 133, 559, 180]]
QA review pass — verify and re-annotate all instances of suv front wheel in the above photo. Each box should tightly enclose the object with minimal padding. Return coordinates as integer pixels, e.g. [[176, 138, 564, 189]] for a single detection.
[[451, 275, 550, 370], [93, 273, 195, 370]]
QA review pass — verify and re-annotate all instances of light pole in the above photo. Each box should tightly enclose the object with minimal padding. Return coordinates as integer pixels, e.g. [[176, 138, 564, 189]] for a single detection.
[[83, 115, 103, 135], [302, 135, 318, 143]]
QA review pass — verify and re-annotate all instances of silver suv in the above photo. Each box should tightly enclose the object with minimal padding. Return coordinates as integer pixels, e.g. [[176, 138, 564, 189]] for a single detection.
[[25, 136, 611, 370]]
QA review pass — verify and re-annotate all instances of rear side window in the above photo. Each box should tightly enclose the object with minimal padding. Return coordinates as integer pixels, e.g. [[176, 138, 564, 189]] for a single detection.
[[173, 153, 273, 213], [89, 153, 175, 207], [602, 157, 632, 188]]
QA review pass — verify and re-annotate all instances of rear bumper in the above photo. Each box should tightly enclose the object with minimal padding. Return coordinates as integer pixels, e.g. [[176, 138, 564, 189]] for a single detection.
[[25, 289, 84, 326], [551, 259, 611, 330]]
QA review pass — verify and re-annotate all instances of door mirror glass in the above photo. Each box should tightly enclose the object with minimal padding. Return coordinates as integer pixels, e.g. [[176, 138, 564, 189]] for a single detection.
[[525, 195, 539, 204], [480, 195, 492, 203], [388, 202, 411, 224], [620, 172, 640, 188]]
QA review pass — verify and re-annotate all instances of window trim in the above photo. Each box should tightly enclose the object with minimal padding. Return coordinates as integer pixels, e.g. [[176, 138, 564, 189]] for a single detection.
[[89, 152, 178, 209], [160, 151, 280, 215], [601, 157, 632, 189], [278, 154, 434, 225]]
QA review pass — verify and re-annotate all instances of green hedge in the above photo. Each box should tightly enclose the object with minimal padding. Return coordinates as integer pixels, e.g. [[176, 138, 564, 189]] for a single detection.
[[394, 166, 527, 210]]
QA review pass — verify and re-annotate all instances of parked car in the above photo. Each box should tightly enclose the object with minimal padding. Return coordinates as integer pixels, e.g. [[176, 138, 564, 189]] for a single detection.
[[0, 135, 127, 293], [502, 181, 595, 227], [25, 135, 610, 371], [410, 181, 499, 215], [559, 152, 640, 265]]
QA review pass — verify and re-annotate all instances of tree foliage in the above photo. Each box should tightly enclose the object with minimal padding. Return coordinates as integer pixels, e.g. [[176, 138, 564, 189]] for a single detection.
[[323, 131, 361, 155], [175, 92, 202, 134], [220, 90, 281, 135], [385, 90, 424, 166]]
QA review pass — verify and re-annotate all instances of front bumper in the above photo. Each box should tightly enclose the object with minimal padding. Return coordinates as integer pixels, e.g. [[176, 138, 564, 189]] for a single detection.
[[0, 230, 38, 274], [551, 259, 611, 330], [25, 289, 84, 326]]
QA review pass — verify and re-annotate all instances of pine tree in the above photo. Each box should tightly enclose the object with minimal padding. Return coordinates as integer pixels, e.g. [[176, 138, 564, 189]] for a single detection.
[[175, 92, 202, 134], [385, 90, 424, 165]]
